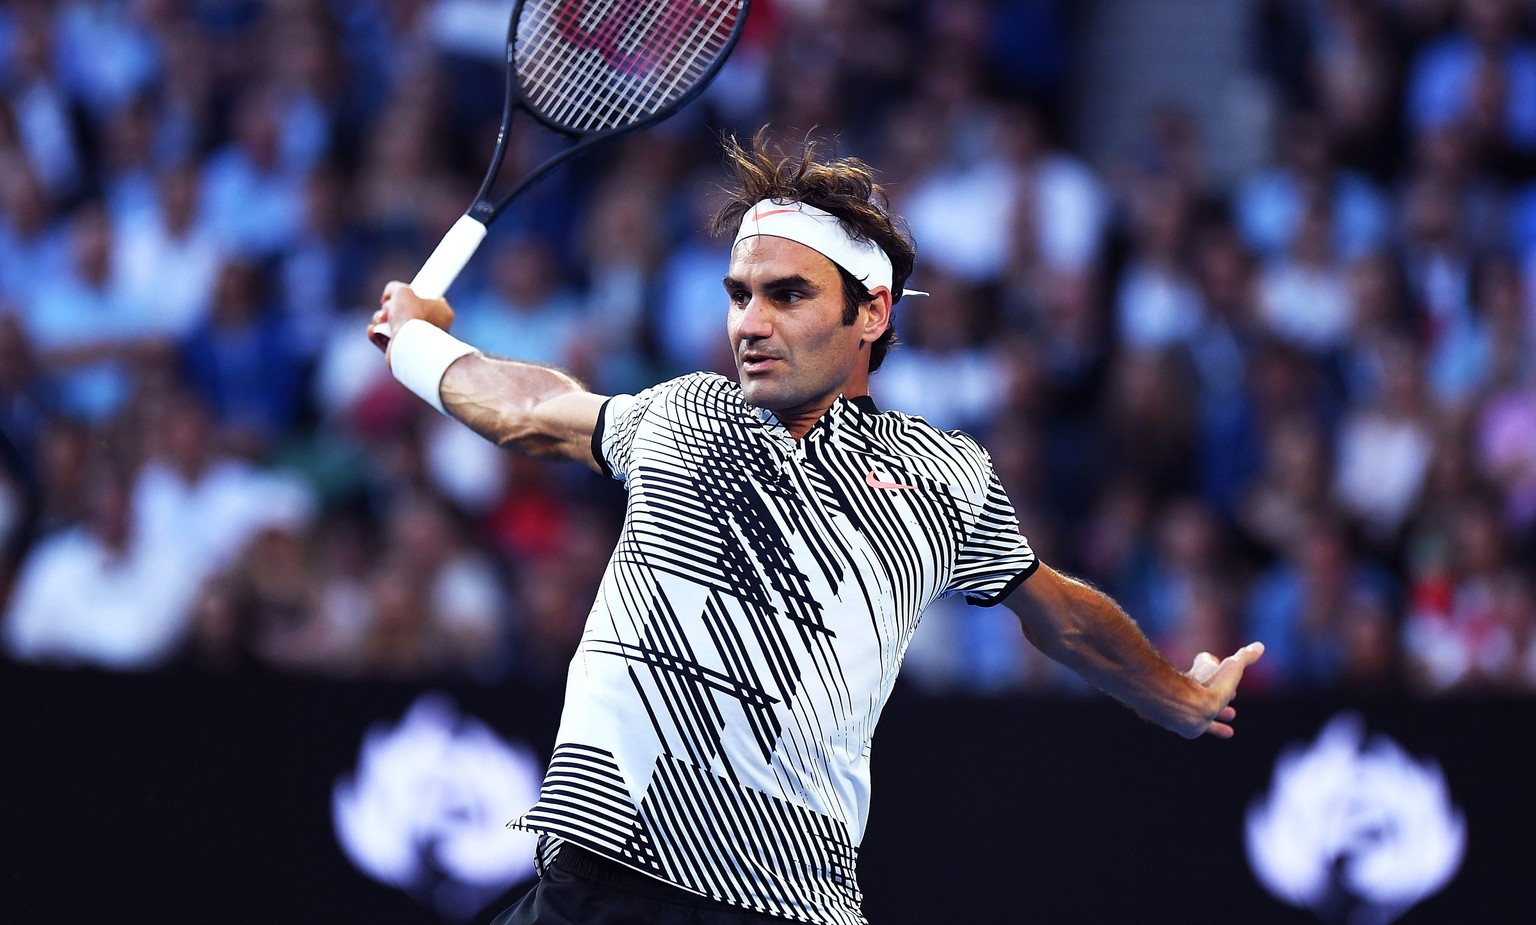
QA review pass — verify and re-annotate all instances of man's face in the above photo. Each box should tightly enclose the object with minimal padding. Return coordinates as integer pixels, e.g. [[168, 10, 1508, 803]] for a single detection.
[[725, 235, 870, 417]]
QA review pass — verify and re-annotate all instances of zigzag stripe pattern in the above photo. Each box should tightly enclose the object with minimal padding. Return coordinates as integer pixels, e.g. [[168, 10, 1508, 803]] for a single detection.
[[510, 373, 1036, 924]]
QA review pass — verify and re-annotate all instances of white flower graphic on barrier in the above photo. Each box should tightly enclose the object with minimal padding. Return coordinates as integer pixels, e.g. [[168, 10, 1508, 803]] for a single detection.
[[333, 693, 543, 921], [1245, 712, 1465, 925]]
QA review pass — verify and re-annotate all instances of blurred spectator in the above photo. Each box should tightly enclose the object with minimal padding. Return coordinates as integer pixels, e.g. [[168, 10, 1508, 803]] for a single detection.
[[200, 87, 306, 258], [24, 203, 164, 423], [984, 0, 1076, 117], [277, 163, 374, 356], [1403, 493, 1530, 691], [1245, 511, 1397, 690], [454, 233, 584, 369], [1311, 0, 1404, 180], [179, 258, 308, 447], [900, 594, 1063, 695], [1476, 362, 1536, 532], [1094, 347, 1199, 504], [1406, 0, 1536, 173], [3, 456, 202, 670], [132, 393, 315, 588], [4, 8, 87, 205], [1239, 410, 1334, 562], [506, 501, 620, 687], [652, 171, 735, 377], [1114, 175, 1205, 349], [52, 0, 162, 122], [256, 2, 345, 178], [1187, 220, 1266, 515], [1112, 497, 1241, 659], [872, 274, 1011, 434], [0, 313, 49, 467], [484, 451, 576, 565], [152, 11, 217, 166], [0, 313, 42, 599], [354, 67, 456, 244], [904, 102, 1105, 287], [1333, 333, 1436, 548], [1236, 112, 1390, 262], [114, 160, 224, 340], [1000, 102, 1110, 278], [0, 164, 68, 310], [96, 97, 162, 230], [1159, 570, 1246, 681], [1255, 202, 1357, 353], [1338, 250, 1418, 405], [372, 491, 511, 680], [1428, 253, 1529, 409], [570, 145, 674, 394], [187, 508, 368, 676]]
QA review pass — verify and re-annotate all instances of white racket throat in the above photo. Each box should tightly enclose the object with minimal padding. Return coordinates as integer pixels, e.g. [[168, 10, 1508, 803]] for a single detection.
[[389, 319, 479, 415], [412, 215, 489, 300], [372, 215, 489, 342]]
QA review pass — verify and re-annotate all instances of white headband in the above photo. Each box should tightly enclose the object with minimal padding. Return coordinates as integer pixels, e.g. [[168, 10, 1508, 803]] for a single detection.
[[733, 199, 927, 298]]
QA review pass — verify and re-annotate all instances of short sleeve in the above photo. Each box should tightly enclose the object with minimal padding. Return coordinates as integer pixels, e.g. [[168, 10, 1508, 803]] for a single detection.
[[593, 393, 640, 481], [943, 453, 1039, 606], [593, 375, 710, 482]]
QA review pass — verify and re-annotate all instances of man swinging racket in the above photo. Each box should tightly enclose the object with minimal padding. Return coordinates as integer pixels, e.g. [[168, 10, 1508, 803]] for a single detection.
[[369, 133, 1264, 925]]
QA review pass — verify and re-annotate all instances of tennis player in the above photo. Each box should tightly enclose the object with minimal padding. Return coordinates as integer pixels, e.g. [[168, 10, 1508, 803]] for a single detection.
[[369, 134, 1264, 925]]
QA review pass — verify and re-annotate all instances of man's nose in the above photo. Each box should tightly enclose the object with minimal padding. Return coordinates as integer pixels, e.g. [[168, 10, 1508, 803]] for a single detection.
[[736, 296, 773, 339]]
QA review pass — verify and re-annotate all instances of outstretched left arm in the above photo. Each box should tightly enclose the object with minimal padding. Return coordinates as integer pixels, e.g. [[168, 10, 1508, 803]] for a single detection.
[[1004, 563, 1264, 739]]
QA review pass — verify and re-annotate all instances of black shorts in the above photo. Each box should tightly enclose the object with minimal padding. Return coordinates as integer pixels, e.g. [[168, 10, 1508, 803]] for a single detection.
[[488, 844, 807, 925]]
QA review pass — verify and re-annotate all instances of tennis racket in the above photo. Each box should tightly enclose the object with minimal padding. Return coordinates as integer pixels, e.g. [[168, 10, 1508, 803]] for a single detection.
[[372, 0, 751, 345]]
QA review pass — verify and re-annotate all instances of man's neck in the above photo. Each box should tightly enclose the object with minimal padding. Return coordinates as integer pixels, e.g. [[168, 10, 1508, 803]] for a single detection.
[[777, 402, 836, 440]]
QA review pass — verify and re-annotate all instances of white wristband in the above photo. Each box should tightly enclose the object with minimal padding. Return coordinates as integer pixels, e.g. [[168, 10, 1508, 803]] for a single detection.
[[388, 319, 478, 414]]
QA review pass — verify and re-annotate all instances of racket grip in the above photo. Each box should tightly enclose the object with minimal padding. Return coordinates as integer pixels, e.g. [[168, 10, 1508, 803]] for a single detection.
[[372, 215, 489, 344]]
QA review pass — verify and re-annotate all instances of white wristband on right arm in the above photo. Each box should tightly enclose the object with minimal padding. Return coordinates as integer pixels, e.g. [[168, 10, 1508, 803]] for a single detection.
[[388, 318, 479, 415]]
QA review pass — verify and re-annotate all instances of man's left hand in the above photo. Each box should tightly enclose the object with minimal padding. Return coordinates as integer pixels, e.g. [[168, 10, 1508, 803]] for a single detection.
[[1183, 643, 1265, 739]]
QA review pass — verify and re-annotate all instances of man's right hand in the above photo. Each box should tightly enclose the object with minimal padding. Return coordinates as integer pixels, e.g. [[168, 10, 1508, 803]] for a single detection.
[[368, 281, 456, 356]]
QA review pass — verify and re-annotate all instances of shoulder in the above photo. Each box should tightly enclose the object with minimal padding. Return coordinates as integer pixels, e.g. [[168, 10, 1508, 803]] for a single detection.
[[865, 408, 996, 482], [624, 372, 742, 416]]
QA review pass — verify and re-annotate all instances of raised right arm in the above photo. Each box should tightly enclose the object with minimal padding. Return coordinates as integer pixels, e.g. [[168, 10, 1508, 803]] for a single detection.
[[369, 281, 608, 473]]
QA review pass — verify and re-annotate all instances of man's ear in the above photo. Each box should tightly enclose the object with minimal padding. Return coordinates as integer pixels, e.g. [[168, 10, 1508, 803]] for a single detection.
[[862, 288, 893, 345]]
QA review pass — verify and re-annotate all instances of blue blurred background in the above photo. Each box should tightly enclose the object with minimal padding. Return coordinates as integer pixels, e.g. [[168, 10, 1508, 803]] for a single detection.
[[2, 1, 1535, 923]]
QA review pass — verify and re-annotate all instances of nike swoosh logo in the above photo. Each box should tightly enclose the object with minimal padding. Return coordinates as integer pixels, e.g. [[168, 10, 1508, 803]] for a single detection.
[[866, 470, 917, 491]]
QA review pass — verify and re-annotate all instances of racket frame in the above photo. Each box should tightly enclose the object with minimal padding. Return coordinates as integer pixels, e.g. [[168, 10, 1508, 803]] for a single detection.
[[385, 0, 749, 333]]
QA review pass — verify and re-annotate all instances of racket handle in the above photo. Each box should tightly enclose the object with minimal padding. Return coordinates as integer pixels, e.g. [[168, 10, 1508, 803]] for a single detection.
[[372, 214, 489, 345]]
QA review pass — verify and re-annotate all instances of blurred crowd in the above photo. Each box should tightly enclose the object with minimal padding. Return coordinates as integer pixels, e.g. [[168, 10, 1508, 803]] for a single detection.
[[1, 0, 1533, 698]]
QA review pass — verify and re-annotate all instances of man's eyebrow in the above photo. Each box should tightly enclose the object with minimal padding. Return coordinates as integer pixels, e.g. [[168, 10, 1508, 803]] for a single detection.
[[721, 274, 819, 292]]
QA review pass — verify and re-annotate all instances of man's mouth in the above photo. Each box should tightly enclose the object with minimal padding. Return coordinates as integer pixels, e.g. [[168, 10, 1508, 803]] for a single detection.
[[739, 352, 781, 374]]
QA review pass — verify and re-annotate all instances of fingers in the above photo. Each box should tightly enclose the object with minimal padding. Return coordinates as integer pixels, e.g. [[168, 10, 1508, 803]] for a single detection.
[[1196, 643, 1264, 738], [1231, 641, 1265, 666], [368, 282, 412, 351], [1189, 651, 1220, 684], [367, 305, 390, 351], [1209, 642, 1264, 689]]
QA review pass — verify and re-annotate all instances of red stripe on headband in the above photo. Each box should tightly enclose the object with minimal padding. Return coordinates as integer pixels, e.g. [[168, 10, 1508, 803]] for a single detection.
[[749, 208, 802, 221]]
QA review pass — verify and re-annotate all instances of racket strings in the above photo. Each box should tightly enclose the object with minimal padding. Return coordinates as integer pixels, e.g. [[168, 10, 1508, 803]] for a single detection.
[[525, 0, 728, 128], [516, 0, 740, 133], [554, 0, 672, 128]]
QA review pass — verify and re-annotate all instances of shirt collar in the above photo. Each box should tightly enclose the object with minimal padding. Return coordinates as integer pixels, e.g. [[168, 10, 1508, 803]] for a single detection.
[[749, 393, 879, 440]]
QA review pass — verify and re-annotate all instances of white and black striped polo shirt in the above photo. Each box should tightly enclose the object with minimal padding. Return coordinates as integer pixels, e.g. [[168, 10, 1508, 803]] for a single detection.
[[510, 372, 1037, 924]]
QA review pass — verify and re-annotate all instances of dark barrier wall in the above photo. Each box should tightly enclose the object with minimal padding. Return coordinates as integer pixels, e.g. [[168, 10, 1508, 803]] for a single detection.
[[5, 665, 1534, 925]]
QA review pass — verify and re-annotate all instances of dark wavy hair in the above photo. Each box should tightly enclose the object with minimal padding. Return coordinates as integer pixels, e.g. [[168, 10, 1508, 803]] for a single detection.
[[711, 130, 915, 373]]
